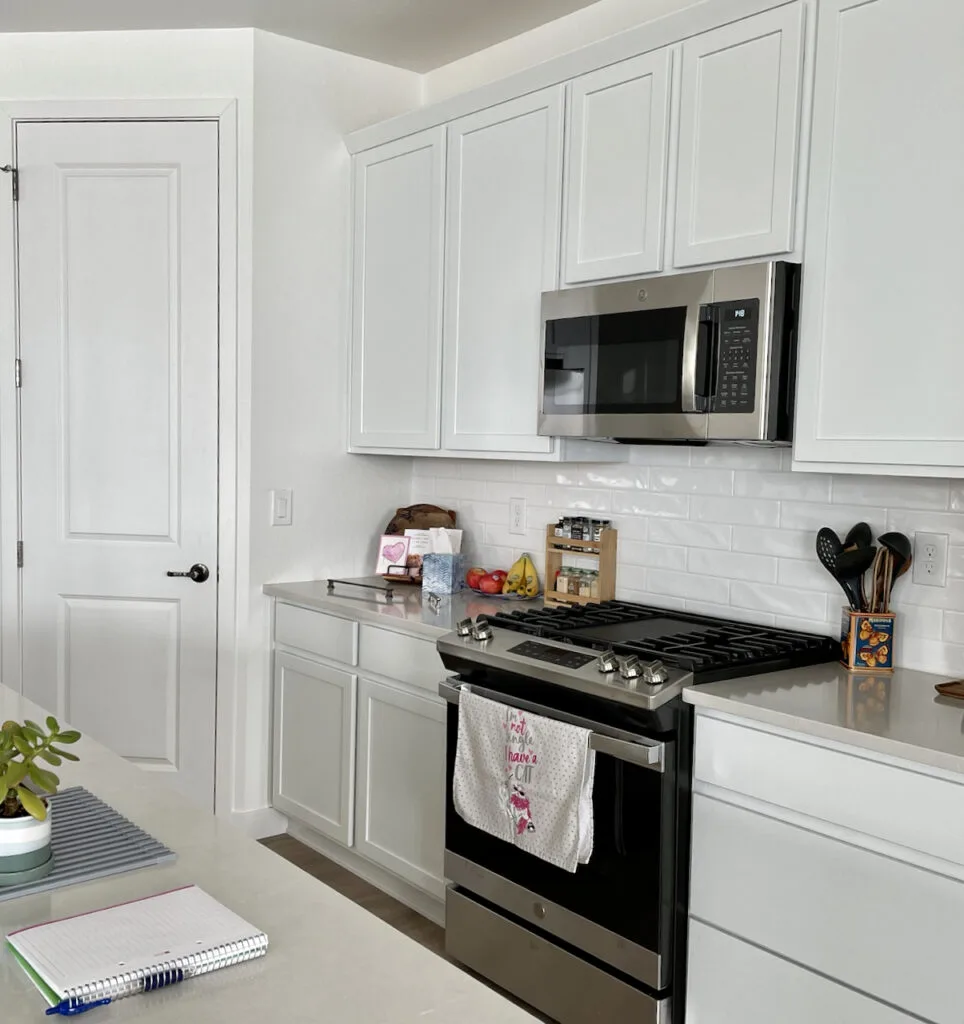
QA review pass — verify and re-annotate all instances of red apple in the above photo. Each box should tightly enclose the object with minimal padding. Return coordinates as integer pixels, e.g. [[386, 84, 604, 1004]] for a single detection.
[[478, 573, 503, 594], [490, 570, 508, 586], [465, 567, 486, 590]]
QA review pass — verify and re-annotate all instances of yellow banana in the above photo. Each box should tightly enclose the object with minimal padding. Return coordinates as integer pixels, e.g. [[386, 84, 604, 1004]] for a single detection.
[[503, 554, 526, 594], [523, 554, 540, 598]]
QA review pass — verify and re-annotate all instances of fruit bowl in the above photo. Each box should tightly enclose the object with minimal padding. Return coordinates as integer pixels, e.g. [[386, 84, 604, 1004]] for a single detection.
[[476, 591, 541, 602]]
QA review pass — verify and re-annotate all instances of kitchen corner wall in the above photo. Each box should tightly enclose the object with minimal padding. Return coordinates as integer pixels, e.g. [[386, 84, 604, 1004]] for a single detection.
[[412, 449, 964, 676]]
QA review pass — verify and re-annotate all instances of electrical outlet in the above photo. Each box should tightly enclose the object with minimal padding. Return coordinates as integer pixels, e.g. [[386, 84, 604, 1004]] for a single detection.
[[912, 531, 948, 587], [271, 489, 293, 527], [509, 497, 527, 536]]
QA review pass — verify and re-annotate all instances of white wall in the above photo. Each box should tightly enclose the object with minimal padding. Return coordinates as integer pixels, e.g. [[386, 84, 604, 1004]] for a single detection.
[[246, 30, 419, 813], [422, 0, 701, 102], [414, 451, 964, 677]]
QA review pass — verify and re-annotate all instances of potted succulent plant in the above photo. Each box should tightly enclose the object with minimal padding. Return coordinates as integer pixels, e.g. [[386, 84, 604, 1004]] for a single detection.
[[0, 717, 80, 883]]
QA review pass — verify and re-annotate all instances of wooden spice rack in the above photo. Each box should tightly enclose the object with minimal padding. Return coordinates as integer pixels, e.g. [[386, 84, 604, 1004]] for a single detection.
[[544, 524, 617, 607]]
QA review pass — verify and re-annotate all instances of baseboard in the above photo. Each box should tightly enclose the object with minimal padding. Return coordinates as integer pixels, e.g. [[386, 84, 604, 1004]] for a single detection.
[[226, 806, 288, 839], [287, 820, 445, 928]]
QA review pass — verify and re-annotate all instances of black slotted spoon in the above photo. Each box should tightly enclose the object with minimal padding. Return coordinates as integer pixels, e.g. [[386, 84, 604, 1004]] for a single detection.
[[815, 527, 860, 610]]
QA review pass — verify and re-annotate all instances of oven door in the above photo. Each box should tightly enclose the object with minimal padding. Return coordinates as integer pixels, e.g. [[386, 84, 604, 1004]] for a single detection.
[[440, 678, 677, 994], [539, 273, 711, 441]]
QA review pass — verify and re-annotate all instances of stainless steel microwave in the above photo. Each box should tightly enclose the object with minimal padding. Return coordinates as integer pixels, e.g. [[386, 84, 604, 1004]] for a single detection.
[[539, 261, 799, 443]]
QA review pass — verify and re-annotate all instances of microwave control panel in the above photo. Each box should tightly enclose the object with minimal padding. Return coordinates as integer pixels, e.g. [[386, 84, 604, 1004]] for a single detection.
[[713, 298, 759, 413]]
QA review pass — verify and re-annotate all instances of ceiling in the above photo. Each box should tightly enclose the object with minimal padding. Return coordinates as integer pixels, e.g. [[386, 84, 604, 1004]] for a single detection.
[[0, 0, 608, 72]]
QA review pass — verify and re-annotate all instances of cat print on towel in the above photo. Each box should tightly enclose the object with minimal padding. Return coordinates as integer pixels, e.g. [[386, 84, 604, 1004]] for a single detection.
[[502, 708, 537, 834]]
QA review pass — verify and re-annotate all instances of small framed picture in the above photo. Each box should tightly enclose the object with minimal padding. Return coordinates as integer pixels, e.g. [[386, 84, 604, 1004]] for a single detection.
[[375, 535, 411, 575]]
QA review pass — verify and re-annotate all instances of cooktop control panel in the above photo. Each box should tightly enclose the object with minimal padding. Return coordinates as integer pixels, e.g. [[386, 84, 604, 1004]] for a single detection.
[[507, 640, 596, 669], [714, 298, 758, 414]]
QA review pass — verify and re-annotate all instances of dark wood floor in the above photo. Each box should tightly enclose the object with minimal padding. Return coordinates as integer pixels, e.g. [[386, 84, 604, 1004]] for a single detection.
[[260, 834, 552, 1022], [260, 833, 445, 955]]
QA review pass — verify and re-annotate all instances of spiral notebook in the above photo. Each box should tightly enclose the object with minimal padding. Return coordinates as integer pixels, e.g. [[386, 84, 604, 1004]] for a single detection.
[[6, 885, 268, 1009]]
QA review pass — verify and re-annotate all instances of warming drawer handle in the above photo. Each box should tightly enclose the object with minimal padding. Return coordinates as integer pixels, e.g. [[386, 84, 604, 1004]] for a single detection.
[[438, 679, 665, 773]]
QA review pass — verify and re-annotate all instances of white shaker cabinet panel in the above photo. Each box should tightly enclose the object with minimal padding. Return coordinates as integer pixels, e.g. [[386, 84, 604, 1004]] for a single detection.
[[350, 128, 445, 449], [563, 49, 672, 283], [441, 88, 564, 454], [674, 2, 804, 267], [272, 651, 356, 846], [794, 0, 964, 470], [354, 678, 447, 898], [687, 920, 916, 1024]]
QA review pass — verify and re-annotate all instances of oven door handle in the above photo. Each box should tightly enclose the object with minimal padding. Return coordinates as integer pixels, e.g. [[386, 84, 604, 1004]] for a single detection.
[[438, 679, 666, 773]]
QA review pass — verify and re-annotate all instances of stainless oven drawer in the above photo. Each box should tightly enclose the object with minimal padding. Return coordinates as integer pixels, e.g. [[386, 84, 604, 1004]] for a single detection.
[[446, 887, 671, 1024]]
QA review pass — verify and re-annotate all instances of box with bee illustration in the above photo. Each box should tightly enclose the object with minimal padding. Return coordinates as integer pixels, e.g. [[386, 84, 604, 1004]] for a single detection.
[[840, 609, 895, 672]]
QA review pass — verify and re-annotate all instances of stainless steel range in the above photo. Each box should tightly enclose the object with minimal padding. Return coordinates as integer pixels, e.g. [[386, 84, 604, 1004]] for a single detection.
[[437, 601, 838, 1024]]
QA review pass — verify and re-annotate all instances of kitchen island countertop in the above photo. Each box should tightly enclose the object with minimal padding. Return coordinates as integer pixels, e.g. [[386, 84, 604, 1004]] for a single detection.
[[684, 662, 964, 776], [0, 684, 537, 1024], [263, 577, 536, 640]]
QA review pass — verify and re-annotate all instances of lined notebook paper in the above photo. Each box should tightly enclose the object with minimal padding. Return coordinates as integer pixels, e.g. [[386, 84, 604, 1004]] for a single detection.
[[6, 885, 267, 1007]]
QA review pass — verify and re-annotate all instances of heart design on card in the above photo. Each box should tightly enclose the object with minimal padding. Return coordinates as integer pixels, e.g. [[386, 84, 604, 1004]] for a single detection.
[[382, 541, 406, 563]]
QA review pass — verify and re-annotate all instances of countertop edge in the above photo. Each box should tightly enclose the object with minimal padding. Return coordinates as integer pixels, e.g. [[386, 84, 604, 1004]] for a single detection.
[[684, 685, 964, 777]]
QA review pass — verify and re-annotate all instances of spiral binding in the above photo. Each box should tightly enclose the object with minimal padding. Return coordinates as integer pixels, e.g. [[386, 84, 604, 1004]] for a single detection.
[[61, 933, 268, 1008]]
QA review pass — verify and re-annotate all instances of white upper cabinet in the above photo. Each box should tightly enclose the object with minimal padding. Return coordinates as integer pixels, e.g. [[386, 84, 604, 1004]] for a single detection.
[[673, 3, 804, 268], [350, 128, 445, 449], [793, 0, 964, 472], [562, 49, 672, 284], [441, 88, 564, 454]]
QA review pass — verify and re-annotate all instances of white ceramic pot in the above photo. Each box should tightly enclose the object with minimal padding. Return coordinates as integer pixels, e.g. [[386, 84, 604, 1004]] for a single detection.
[[0, 804, 52, 880]]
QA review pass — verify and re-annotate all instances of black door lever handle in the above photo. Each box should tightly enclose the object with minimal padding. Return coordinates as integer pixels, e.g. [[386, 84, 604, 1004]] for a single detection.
[[167, 563, 210, 583]]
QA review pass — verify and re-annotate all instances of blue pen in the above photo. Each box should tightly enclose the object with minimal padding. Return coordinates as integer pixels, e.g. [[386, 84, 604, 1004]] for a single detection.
[[45, 998, 111, 1016]]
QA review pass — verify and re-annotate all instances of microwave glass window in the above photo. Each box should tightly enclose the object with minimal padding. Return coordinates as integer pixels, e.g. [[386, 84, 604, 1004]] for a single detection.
[[544, 307, 686, 416]]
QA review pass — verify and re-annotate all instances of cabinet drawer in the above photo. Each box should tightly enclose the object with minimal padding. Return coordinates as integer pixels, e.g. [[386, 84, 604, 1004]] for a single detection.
[[688, 919, 916, 1024], [691, 792, 964, 1023], [275, 603, 358, 665], [695, 712, 964, 867], [358, 625, 444, 693]]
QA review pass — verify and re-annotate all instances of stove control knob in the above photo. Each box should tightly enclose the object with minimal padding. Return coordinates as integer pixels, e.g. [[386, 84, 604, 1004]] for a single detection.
[[596, 650, 619, 674], [619, 655, 642, 682], [456, 618, 473, 637], [471, 620, 493, 642], [641, 660, 669, 685]]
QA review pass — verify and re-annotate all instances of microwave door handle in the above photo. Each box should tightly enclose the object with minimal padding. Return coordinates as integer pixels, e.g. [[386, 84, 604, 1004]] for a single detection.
[[680, 302, 702, 413], [438, 678, 666, 773]]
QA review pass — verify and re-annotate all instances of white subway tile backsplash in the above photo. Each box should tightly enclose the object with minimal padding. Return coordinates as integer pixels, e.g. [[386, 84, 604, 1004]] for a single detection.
[[648, 520, 731, 550], [688, 548, 778, 583], [651, 467, 734, 495], [691, 495, 780, 527], [413, 447, 964, 675]]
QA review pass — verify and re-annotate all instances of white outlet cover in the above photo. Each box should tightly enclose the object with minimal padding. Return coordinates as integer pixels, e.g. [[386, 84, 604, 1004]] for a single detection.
[[509, 497, 526, 536], [912, 531, 948, 587]]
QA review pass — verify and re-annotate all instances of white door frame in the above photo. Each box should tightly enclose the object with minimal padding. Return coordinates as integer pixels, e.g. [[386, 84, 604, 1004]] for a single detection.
[[0, 99, 243, 817]]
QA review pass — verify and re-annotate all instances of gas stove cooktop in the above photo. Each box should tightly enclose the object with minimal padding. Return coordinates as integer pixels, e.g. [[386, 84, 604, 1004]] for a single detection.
[[479, 600, 838, 680]]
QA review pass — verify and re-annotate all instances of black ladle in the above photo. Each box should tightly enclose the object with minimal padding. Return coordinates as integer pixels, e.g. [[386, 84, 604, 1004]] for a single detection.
[[835, 546, 877, 612], [816, 528, 852, 607], [843, 521, 873, 551], [878, 531, 912, 576]]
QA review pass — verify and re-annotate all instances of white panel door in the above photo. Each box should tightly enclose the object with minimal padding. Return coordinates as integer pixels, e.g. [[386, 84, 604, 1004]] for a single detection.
[[350, 128, 445, 449], [354, 677, 445, 897], [273, 651, 357, 846], [794, 0, 964, 469], [442, 88, 563, 453], [16, 120, 219, 806], [563, 49, 672, 283], [674, 2, 804, 267]]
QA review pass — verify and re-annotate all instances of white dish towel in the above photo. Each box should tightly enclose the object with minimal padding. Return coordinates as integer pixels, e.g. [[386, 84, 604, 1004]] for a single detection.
[[452, 685, 596, 873]]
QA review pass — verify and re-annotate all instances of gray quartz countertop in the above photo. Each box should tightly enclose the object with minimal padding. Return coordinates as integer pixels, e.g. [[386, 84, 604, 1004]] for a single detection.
[[684, 663, 964, 775], [263, 577, 539, 640]]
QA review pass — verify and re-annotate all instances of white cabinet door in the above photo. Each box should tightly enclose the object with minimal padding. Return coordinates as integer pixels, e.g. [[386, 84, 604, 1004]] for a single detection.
[[354, 677, 446, 898], [272, 651, 356, 846], [687, 920, 916, 1024], [350, 128, 445, 449], [794, 0, 964, 470], [442, 88, 563, 454], [674, 3, 804, 267], [563, 50, 672, 283]]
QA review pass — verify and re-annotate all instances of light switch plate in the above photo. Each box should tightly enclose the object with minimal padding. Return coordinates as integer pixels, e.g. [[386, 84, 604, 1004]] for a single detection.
[[271, 489, 293, 527]]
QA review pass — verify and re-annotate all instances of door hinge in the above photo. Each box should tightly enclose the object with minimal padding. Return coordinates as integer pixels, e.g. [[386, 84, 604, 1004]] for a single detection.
[[15, 358, 21, 389], [16, 541, 23, 569], [0, 165, 18, 202]]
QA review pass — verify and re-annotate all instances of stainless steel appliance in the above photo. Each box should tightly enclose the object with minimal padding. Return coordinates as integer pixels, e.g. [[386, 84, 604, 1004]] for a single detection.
[[540, 261, 799, 443], [438, 601, 838, 1024]]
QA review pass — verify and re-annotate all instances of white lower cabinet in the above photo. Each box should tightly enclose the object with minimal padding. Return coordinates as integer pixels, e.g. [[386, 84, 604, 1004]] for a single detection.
[[272, 650, 356, 846], [354, 677, 446, 899], [687, 919, 915, 1024]]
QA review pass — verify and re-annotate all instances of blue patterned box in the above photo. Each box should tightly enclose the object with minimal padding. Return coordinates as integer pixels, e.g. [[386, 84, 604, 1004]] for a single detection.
[[422, 553, 464, 595], [840, 608, 894, 672]]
